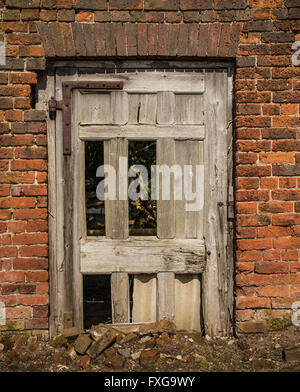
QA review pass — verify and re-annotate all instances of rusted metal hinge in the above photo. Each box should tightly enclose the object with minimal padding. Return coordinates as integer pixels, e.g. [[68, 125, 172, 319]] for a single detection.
[[49, 81, 124, 155]]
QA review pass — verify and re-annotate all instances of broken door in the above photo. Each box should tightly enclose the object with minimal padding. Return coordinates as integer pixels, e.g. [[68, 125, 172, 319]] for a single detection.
[[47, 66, 233, 337]]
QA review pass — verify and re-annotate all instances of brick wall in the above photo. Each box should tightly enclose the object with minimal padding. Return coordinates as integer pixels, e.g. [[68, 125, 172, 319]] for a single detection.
[[0, 0, 299, 334]]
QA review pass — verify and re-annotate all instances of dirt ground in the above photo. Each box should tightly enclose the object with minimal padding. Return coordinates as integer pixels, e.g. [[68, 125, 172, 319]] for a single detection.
[[0, 325, 300, 373]]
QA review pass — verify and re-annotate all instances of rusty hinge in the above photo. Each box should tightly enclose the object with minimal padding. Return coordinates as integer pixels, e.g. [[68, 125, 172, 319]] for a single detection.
[[49, 81, 124, 155]]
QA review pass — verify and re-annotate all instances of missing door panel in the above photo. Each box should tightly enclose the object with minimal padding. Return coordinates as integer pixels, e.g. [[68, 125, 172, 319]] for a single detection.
[[128, 141, 157, 236], [83, 275, 111, 329], [85, 141, 105, 236]]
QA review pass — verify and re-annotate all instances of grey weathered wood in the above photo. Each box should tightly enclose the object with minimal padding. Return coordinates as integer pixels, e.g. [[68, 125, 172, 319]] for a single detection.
[[80, 237, 206, 274], [40, 70, 58, 337], [175, 275, 201, 330], [132, 275, 156, 323], [75, 71, 205, 93], [175, 94, 204, 125], [139, 93, 157, 124], [158, 272, 175, 321], [157, 139, 175, 239], [157, 92, 175, 125], [79, 125, 205, 140], [71, 89, 85, 328], [104, 138, 128, 239], [111, 272, 130, 323], [111, 91, 128, 125], [79, 92, 111, 124], [202, 69, 233, 337], [174, 141, 204, 239]]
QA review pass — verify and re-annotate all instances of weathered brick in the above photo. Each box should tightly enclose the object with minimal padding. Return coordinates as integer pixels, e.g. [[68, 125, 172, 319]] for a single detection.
[[74, 0, 107, 9], [5, 0, 40, 8], [110, 0, 143, 10], [144, 0, 178, 10]]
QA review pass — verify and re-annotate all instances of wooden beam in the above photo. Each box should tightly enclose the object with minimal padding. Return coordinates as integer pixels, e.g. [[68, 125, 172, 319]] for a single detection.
[[111, 272, 130, 324], [80, 237, 206, 274], [79, 125, 205, 140], [157, 272, 175, 321]]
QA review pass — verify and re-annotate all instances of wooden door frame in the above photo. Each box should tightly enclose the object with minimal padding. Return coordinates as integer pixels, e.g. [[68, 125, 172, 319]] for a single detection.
[[37, 60, 234, 338]]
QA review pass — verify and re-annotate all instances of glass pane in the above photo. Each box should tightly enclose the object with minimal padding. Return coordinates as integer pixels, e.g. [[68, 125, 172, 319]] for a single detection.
[[128, 141, 157, 236], [85, 141, 105, 236]]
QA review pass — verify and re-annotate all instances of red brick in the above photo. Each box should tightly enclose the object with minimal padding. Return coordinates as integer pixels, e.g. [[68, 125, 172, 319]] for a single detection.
[[6, 306, 32, 320], [272, 214, 300, 226], [236, 177, 259, 189], [282, 250, 298, 261], [274, 237, 300, 249], [4, 110, 23, 122], [236, 297, 271, 309], [8, 221, 26, 233], [255, 262, 289, 274], [75, 11, 94, 22], [258, 226, 291, 238], [10, 72, 37, 84], [237, 238, 273, 250], [19, 245, 48, 257], [0, 197, 36, 209], [281, 104, 298, 115], [0, 246, 18, 258], [19, 46, 45, 57], [256, 285, 289, 297], [0, 271, 25, 282], [27, 221, 48, 232], [11, 160, 47, 171], [279, 177, 297, 188], [11, 184, 47, 196], [17, 294, 48, 306], [260, 177, 278, 188], [12, 233, 48, 245], [237, 214, 270, 227], [13, 258, 48, 270], [13, 209, 48, 220], [259, 202, 293, 213], [25, 271, 48, 282]]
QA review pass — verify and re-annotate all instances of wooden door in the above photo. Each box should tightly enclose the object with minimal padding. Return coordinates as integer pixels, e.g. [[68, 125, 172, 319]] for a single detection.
[[48, 67, 233, 336]]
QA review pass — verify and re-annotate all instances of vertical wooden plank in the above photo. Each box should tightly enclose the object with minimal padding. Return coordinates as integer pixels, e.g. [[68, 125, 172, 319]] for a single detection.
[[157, 272, 175, 321], [128, 93, 140, 124], [111, 272, 129, 323], [132, 275, 156, 323], [39, 69, 59, 337], [175, 275, 201, 331], [157, 91, 175, 125], [175, 94, 204, 125], [157, 138, 175, 239], [139, 93, 157, 124], [202, 69, 232, 337], [80, 93, 111, 124], [174, 141, 204, 239], [111, 91, 128, 125], [72, 89, 85, 328], [104, 138, 128, 239]]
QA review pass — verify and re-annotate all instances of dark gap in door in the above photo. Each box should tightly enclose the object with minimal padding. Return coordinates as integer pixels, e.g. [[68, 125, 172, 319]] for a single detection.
[[83, 275, 112, 329], [85, 141, 105, 236], [128, 141, 157, 236]]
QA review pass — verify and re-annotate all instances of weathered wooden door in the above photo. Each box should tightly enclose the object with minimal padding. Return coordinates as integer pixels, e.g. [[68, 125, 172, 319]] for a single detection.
[[48, 66, 233, 337]]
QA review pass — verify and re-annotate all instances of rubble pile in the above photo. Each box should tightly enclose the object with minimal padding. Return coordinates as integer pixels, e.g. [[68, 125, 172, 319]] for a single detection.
[[50, 319, 179, 370]]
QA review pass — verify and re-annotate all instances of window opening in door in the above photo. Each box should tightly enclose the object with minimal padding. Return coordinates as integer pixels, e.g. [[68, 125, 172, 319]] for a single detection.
[[128, 141, 157, 236], [83, 274, 112, 329], [85, 141, 105, 236]]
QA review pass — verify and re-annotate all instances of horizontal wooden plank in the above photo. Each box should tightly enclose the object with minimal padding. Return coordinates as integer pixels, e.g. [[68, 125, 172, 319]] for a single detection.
[[78, 72, 205, 93], [80, 237, 206, 274], [79, 125, 205, 140]]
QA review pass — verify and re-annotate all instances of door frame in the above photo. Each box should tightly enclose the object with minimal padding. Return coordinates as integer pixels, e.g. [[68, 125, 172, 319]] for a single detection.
[[38, 60, 234, 337]]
